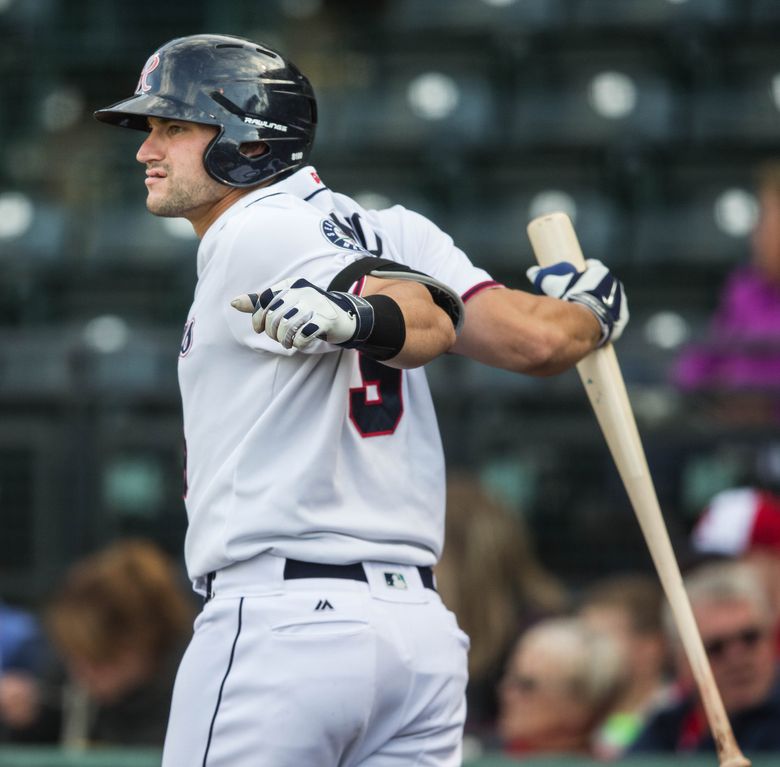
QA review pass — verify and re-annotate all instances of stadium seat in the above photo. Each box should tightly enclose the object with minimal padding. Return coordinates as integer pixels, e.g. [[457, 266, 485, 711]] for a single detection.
[[748, 0, 780, 25], [0, 198, 70, 266], [690, 43, 780, 147], [632, 161, 756, 268], [452, 162, 623, 270], [571, 0, 739, 29], [317, 51, 499, 153], [508, 45, 685, 150], [380, 0, 571, 36], [85, 205, 196, 264], [314, 162, 453, 236]]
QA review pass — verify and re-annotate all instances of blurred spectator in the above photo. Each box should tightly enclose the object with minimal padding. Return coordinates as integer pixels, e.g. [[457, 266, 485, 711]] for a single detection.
[[578, 573, 674, 759], [691, 486, 780, 641], [0, 600, 48, 740], [497, 616, 626, 757], [45, 539, 196, 747], [673, 161, 780, 421], [630, 560, 780, 755], [435, 472, 568, 739]]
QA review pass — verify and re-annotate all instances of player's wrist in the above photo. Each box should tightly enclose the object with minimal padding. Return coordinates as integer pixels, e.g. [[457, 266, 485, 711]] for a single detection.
[[567, 294, 613, 347], [336, 293, 406, 360]]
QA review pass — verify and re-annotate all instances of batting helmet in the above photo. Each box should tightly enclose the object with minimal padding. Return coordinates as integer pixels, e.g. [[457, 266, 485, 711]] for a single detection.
[[94, 34, 317, 188]]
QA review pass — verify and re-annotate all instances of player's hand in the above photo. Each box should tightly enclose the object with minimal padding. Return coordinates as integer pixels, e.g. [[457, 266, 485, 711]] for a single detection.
[[231, 278, 375, 351], [526, 259, 628, 346]]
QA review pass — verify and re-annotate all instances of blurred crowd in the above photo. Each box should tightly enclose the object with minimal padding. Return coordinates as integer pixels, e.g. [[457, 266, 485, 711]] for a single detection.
[[2, 485, 780, 759], [437, 472, 780, 761], [0, 540, 196, 748]]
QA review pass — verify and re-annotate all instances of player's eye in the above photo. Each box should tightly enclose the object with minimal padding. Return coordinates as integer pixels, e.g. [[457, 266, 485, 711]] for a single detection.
[[167, 124, 186, 136]]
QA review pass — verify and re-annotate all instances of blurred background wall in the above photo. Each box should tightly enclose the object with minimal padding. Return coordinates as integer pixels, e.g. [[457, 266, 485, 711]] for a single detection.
[[2, 0, 780, 602]]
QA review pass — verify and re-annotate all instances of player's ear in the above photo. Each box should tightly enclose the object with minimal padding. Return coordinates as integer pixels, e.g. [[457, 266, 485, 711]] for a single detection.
[[239, 141, 268, 158]]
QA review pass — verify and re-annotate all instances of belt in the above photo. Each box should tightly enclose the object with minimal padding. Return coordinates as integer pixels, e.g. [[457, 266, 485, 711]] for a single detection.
[[206, 559, 435, 601]]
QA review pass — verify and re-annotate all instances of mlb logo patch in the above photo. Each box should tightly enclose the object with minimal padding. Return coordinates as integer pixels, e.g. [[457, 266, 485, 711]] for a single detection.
[[384, 572, 408, 590]]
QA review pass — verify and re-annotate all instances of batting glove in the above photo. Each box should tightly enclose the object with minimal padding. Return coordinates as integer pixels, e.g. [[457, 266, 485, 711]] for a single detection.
[[526, 259, 628, 346], [231, 278, 375, 351]]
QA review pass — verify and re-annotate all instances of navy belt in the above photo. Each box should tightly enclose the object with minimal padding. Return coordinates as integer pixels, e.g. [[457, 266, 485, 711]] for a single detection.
[[206, 559, 435, 601], [284, 559, 436, 590]]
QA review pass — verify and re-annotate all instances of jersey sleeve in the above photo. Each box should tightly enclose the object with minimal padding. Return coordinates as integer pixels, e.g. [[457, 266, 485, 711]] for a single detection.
[[377, 206, 502, 302], [219, 200, 371, 354]]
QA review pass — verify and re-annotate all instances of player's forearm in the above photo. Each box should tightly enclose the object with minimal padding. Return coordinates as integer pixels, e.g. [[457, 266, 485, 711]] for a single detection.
[[363, 278, 456, 369], [452, 288, 601, 375]]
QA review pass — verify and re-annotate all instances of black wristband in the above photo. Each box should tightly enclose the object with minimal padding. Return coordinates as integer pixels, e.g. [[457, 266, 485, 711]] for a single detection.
[[356, 294, 406, 361]]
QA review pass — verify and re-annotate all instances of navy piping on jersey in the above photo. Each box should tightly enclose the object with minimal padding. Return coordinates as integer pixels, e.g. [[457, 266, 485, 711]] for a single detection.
[[244, 192, 287, 208], [303, 186, 329, 202], [202, 597, 244, 767]]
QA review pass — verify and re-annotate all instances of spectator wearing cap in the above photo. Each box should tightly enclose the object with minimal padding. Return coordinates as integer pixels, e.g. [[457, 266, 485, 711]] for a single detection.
[[630, 560, 780, 755], [692, 486, 780, 654]]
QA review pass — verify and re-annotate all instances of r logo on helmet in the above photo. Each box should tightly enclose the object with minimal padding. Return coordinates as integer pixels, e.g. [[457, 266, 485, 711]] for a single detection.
[[136, 53, 161, 95]]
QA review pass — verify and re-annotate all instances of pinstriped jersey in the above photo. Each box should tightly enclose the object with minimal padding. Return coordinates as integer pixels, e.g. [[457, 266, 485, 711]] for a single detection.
[[179, 166, 499, 588]]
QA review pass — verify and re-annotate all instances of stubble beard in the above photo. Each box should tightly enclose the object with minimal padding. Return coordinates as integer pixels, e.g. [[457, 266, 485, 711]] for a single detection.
[[146, 172, 226, 219]]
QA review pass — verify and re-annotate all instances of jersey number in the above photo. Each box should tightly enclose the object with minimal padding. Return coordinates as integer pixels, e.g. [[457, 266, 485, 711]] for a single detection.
[[349, 355, 403, 437]]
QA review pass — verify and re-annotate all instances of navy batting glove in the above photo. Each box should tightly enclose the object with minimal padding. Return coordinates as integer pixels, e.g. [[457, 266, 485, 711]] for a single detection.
[[232, 278, 375, 350], [526, 259, 629, 346]]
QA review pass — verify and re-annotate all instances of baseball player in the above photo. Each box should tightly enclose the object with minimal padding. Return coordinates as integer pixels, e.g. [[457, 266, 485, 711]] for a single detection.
[[94, 34, 628, 767]]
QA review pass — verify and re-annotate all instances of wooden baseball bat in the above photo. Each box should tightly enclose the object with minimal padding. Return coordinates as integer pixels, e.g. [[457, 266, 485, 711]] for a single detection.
[[527, 211, 750, 767]]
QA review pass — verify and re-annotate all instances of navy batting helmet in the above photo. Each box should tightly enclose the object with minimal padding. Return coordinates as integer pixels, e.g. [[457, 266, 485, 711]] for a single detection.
[[94, 34, 317, 188]]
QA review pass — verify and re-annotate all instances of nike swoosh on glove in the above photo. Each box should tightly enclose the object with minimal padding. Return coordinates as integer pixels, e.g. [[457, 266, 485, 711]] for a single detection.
[[231, 278, 375, 351], [526, 259, 629, 346]]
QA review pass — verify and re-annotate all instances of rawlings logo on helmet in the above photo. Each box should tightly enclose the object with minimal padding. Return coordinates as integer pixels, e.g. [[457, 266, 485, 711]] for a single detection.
[[243, 116, 288, 133], [135, 53, 161, 95]]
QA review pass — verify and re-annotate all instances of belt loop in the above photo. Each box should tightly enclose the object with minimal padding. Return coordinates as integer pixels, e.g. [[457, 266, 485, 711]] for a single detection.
[[205, 571, 215, 602]]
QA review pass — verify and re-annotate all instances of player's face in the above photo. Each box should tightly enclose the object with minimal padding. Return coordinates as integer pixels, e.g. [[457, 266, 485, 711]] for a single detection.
[[136, 118, 233, 235]]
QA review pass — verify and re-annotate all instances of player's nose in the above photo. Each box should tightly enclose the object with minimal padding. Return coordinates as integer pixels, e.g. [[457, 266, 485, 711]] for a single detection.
[[136, 133, 163, 164]]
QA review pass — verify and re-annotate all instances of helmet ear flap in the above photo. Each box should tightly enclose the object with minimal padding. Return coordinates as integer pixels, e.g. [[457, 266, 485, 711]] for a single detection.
[[203, 132, 258, 187], [203, 133, 283, 187]]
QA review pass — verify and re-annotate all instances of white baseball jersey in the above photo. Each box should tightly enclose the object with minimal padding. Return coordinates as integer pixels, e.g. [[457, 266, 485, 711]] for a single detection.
[[179, 166, 499, 588]]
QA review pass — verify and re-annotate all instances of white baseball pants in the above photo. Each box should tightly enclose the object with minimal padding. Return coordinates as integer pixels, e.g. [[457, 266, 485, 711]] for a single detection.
[[161, 554, 469, 766]]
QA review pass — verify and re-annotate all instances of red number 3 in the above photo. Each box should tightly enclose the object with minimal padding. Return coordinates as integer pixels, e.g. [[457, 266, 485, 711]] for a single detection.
[[349, 354, 404, 437]]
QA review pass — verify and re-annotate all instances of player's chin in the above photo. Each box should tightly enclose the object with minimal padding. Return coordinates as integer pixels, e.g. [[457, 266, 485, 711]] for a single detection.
[[145, 195, 180, 218]]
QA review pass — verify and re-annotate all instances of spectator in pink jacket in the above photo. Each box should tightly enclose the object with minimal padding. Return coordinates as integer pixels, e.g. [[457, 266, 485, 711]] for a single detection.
[[673, 161, 780, 411]]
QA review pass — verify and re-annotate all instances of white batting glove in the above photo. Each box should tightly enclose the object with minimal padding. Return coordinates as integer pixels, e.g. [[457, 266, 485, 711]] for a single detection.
[[526, 259, 629, 346], [231, 278, 375, 351]]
